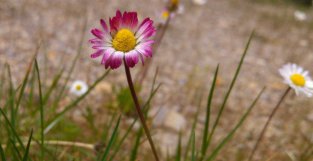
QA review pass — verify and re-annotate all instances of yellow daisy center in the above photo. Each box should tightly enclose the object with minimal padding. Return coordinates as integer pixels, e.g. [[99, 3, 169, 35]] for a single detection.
[[112, 29, 136, 52], [162, 11, 170, 19], [171, 0, 179, 5], [75, 84, 82, 91], [290, 73, 306, 87]]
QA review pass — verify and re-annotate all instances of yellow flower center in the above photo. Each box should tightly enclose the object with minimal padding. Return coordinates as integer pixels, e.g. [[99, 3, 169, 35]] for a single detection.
[[171, 0, 179, 5], [290, 74, 306, 87], [112, 29, 136, 52], [162, 11, 170, 19], [75, 85, 82, 91]]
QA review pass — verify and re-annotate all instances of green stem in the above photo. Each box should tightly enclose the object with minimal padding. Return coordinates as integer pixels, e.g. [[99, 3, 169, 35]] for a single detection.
[[124, 59, 159, 161], [248, 87, 291, 161]]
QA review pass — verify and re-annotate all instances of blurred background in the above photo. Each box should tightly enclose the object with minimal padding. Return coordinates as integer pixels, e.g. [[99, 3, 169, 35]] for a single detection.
[[1, 0, 313, 160]]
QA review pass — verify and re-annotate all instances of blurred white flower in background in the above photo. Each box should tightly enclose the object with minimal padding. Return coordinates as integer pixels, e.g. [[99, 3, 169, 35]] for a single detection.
[[70, 80, 88, 96], [294, 10, 307, 21], [192, 0, 207, 5]]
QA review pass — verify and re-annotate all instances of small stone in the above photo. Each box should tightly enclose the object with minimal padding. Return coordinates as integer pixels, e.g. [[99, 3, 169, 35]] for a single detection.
[[164, 110, 186, 132], [155, 132, 179, 157], [95, 81, 112, 93], [307, 112, 313, 122]]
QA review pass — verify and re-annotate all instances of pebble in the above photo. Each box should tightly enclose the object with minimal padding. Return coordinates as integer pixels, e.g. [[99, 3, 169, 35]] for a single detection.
[[164, 110, 186, 132]]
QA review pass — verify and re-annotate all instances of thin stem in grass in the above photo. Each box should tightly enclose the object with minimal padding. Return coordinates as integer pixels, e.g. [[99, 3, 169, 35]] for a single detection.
[[123, 59, 160, 161], [248, 87, 291, 161], [201, 64, 219, 160], [206, 32, 254, 150], [35, 60, 45, 161]]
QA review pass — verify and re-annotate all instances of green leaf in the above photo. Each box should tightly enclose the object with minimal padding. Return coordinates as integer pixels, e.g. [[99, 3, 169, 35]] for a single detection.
[[206, 87, 265, 161], [101, 116, 121, 161], [22, 129, 33, 161], [206, 31, 254, 148]]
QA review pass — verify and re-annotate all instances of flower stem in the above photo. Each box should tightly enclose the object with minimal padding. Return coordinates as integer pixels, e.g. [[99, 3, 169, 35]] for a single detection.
[[124, 59, 160, 161], [248, 87, 291, 161]]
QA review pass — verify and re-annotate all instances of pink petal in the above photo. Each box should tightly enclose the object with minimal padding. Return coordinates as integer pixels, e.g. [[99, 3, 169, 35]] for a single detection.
[[100, 19, 109, 32], [91, 28, 104, 39], [109, 10, 123, 32], [122, 12, 138, 30], [125, 51, 135, 67], [109, 51, 124, 69], [90, 50, 104, 58]]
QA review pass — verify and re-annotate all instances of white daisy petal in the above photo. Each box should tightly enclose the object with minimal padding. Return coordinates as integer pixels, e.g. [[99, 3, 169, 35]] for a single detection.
[[278, 63, 313, 97], [70, 80, 88, 96]]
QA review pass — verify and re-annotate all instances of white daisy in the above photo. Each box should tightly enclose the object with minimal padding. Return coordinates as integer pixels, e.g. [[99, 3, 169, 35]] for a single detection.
[[279, 63, 313, 97], [192, 0, 207, 5], [294, 11, 307, 21], [70, 80, 88, 96]]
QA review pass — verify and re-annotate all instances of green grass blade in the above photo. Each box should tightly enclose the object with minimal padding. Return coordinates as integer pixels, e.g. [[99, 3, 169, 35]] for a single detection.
[[191, 131, 196, 161], [206, 87, 265, 161], [109, 118, 138, 161], [52, 15, 87, 110], [129, 129, 143, 161], [175, 132, 182, 161], [34, 59, 45, 160], [27, 64, 36, 109], [0, 107, 25, 151], [42, 67, 65, 105], [101, 116, 121, 161], [9, 137, 23, 160], [0, 142, 6, 161], [44, 70, 110, 134], [201, 64, 219, 159], [184, 108, 199, 160], [206, 32, 254, 147], [101, 113, 117, 143], [15, 47, 39, 121], [22, 129, 33, 161]]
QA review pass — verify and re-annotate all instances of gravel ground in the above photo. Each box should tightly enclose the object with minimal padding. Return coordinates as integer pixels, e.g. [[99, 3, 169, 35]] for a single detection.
[[1, 0, 313, 160]]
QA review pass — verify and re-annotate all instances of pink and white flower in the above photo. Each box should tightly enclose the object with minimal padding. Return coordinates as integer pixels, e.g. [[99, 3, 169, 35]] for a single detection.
[[89, 10, 156, 69]]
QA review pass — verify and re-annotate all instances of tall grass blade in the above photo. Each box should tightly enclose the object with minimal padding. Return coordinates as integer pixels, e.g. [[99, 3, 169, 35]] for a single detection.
[[0, 107, 25, 151], [129, 129, 143, 161], [201, 64, 219, 159], [0, 142, 6, 161], [43, 67, 65, 105], [206, 87, 265, 161], [206, 32, 254, 148], [9, 138, 22, 160], [175, 132, 182, 161], [101, 116, 121, 161], [35, 59, 45, 160], [109, 118, 138, 161], [15, 46, 39, 122], [22, 129, 33, 161], [52, 14, 87, 110], [191, 131, 196, 161]]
